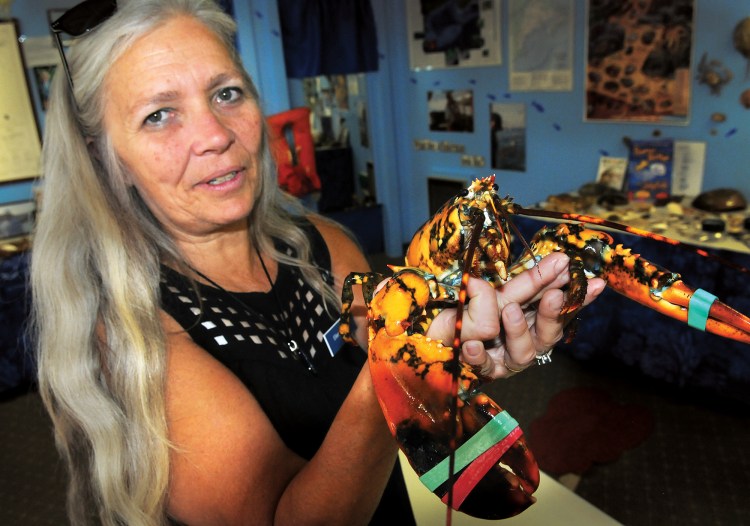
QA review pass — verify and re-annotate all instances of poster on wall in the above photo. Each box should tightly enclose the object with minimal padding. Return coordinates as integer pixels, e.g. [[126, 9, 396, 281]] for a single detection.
[[508, 0, 574, 91], [671, 140, 705, 195], [428, 89, 474, 132], [585, 0, 695, 124], [407, 0, 502, 70], [625, 139, 674, 202], [0, 21, 42, 183], [489, 102, 526, 171]]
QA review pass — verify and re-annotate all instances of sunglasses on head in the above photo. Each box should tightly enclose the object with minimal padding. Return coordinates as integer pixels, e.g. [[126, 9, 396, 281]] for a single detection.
[[50, 0, 117, 94]]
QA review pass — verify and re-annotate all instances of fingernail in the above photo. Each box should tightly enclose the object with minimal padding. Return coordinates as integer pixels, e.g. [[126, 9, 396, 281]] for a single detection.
[[554, 254, 569, 274], [463, 341, 482, 357]]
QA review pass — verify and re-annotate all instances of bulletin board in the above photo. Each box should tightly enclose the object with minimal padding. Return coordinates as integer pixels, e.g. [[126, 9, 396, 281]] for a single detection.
[[0, 20, 42, 183]]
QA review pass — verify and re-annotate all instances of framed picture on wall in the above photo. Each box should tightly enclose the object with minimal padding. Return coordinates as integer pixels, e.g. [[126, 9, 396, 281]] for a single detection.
[[508, 0, 574, 92], [427, 89, 474, 133], [0, 20, 42, 183], [0, 200, 36, 242], [489, 102, 526, 171], [407, 0, 502, 70], [584, 0, 695, 124]]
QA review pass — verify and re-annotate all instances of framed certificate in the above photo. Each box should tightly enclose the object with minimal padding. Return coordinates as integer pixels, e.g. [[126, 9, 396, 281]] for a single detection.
[[0, 20, 42, 182]]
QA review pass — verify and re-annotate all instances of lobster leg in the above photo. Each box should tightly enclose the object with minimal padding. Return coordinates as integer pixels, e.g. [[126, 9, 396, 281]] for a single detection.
[[340, 271, 385, 345], [512, 223, 750, 344]]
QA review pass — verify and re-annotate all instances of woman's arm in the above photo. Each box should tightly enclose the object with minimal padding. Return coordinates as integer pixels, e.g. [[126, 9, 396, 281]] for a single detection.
[[164, 309, 397, 526]]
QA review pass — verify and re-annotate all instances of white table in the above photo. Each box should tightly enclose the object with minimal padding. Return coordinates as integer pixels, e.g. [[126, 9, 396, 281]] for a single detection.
[[400, 452, 623, 526]]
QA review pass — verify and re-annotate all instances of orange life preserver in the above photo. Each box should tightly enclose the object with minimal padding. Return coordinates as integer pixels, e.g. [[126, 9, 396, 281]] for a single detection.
[[267, 107, 321, 197]]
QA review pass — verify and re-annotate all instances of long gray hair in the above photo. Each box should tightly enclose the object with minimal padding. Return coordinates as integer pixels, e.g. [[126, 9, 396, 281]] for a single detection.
[[31, 0, 338, 524]]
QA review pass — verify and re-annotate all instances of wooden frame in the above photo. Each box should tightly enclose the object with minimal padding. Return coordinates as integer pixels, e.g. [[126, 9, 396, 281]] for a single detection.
[[0, 20, 42, 183]]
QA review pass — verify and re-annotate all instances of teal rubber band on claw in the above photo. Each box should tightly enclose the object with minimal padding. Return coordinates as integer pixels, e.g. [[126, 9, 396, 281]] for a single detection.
[[419, 410, 519, 492], [688, 288, 717, 331]]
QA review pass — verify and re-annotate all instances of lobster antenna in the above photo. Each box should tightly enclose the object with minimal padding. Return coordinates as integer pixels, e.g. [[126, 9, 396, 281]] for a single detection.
[[446, 209, 486, 525], [499, 198, 541, 276]]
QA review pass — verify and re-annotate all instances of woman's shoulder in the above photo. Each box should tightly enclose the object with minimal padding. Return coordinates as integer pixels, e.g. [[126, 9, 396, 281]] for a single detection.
[[305, 214, 371, 280], [306, 214, 360, 252]]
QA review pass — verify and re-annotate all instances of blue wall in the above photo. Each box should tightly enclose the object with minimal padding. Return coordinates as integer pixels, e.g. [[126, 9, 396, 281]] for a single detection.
[[364, 0, 750, 255], [8, 1, 750, 258]]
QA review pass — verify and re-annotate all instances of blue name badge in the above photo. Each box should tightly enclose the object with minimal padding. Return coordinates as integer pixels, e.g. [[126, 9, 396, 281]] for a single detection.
[[324, 319, 345, 357]]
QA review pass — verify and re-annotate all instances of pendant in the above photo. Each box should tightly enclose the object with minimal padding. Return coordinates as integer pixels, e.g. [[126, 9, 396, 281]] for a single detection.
[[288, 339, 317, 375]]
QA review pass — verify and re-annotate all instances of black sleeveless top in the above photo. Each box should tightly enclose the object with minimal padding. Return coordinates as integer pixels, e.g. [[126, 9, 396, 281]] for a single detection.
[[159, 224, 415, 525]]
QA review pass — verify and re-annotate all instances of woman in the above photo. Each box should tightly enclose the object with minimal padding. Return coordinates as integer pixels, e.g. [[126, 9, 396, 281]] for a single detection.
[[31, 1, 604, 524]]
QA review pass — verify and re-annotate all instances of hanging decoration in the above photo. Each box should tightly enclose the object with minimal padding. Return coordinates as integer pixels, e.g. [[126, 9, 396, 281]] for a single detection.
[[695, 52, 733, 95], [733, 16, 750, 78]]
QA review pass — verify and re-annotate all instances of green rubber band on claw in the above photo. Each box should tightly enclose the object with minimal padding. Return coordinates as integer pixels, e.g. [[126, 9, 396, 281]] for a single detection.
[[419, 410, 519, 492], [688, 288, 717, 331]]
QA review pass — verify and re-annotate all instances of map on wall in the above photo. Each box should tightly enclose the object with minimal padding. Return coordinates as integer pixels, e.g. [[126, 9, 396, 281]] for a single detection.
[[585, 0, 695, 124], [0, 21, 42, 182], [508, 0, 574, 92], [407, 0, 502, 70]]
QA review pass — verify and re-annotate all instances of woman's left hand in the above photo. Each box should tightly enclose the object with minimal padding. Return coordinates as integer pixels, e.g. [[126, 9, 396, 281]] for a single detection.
[[427, 252, 606, 380]]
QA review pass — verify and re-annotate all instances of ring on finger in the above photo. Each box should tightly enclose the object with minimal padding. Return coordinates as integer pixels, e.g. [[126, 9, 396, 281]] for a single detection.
[[503, 358, 524, 374], [536, 347, 554, 365]]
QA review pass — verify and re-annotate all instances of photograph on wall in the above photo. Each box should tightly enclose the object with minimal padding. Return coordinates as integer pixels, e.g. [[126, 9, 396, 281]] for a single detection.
[[508, 0, 574, 91], [407, 0, 502, 70], [0, 200, 36, 242], [585, 0, 695, 123], [489, 102, 526, 171], [428, 89, 474, 132]]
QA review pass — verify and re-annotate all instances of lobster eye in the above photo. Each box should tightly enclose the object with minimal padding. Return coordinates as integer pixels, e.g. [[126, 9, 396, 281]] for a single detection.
[[582, 242, 602, 273], [459, 189, 469, 197], [492, 183, 499, 191]]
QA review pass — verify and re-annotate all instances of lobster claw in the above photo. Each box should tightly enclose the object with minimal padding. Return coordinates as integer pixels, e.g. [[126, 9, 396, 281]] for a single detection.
[[650, 280, 750, 344], [602, 258, 750, 345], [524, 223, 750, 345]]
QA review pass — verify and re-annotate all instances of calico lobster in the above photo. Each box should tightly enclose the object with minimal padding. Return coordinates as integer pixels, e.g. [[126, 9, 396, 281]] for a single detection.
[[339, 175, 750, 521]]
